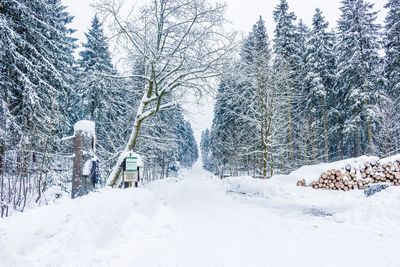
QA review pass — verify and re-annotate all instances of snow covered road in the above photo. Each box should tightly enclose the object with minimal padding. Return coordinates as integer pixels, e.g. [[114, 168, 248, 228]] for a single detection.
[[1, 162, 400, 267]]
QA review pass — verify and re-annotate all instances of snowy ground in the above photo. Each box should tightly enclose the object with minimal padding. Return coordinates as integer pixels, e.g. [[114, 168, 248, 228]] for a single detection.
[[1, 161, 400, 267]]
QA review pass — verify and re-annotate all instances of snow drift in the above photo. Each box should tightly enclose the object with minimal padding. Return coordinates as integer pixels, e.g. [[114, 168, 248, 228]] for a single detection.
[[1, 160, 399, 267]]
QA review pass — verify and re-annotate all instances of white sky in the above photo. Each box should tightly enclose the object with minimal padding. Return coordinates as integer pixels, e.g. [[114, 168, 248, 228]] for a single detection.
[[63, 0, 387, 142]]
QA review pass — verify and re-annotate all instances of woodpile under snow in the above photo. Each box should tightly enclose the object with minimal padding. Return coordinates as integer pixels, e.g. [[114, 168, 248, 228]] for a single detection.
[[297, 159, 400, 190]]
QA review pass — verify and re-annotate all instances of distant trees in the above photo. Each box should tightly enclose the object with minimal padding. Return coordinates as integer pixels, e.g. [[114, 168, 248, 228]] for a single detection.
[[200, 129, 213, 171], [208, 0, 400, 178], [138, 106, 198, 180]]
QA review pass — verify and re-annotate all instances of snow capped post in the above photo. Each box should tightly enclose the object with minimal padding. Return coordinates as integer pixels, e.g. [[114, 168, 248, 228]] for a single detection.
[[71, 120, 97, 199]]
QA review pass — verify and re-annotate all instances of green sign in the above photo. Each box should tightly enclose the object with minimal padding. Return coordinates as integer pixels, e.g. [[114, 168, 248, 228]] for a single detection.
[[126, 156, 137, 172]]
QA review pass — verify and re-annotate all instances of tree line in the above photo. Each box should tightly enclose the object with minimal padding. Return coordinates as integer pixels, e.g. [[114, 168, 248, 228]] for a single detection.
[[202, 0, 400, 178], [0, 0, 198, 217]]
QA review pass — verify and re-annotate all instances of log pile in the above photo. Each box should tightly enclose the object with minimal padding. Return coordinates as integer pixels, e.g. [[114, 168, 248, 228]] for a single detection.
[[297, 159, 400, 191]]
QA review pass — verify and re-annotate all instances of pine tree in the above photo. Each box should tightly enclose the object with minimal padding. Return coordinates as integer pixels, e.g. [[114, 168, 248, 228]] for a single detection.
[[49, 0, 78, 137], [77, 16, 132, 161], [200, 129, 213, 171], [241, 16, 274, 177], [78, 15, 116, 119], [0, 0, 77, 213], [177, 121, 198, 168], [210, 72, 243, 176], [336, 0, 383, 157], [384, 0, 400, 100], [292, 20, 310, 167], [137, 105, 198, 179], [381, 0, 400, 154], [305, 9, 336, 162], [0, 0, 77, 154], [273, 0, 298, 167]]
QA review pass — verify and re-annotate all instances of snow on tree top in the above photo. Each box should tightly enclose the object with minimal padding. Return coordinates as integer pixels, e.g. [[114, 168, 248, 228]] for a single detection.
[[74, 120, 96, 137]]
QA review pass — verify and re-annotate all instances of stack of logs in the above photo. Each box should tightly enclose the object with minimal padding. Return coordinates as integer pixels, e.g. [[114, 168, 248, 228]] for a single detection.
[[297, 159, 400, 190]]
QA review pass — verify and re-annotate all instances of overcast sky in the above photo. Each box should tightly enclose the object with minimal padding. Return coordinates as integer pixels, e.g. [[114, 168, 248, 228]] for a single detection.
[[63, 0, 387, 142], [64, 0, 386, 44]]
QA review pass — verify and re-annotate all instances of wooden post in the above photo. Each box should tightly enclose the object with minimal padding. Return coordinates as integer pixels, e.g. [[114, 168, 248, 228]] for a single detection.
[[136, 167, 140, 188], [71, 130, 95, 199]]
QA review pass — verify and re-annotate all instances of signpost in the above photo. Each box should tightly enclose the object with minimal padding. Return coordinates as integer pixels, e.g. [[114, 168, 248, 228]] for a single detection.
[[123, 153, 141, 188]]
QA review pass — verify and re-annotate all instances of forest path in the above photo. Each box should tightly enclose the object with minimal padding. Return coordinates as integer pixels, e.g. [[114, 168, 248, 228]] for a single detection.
[[1, 162, 399, 267]]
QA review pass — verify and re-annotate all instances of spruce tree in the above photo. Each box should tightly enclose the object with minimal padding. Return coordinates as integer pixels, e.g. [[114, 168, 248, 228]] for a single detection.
[[384, 0, 400, 100], [200, 129, 213, 170], [305, 9, 336, 162], [77, 15, 131, 161], [177, 121, 198, 168], [292, 20, 310, 167], [210, 73, 243, 176], [0, 0, 77, 153], [241, 16, 274, 177], [273, 0, 298, 167], [336, 0, 383, 157]]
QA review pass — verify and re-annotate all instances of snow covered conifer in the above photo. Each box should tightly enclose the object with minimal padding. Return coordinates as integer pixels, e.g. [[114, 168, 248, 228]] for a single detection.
[[77, 15, 131, 161], [0, 0, 77, 153], [200, 129, 213, 171], [78, 15, 117, 119], [305, 9, 336, 162], [0, 0, 78, 213], [384, 0, 400, 100], [335, 0, 383, 157], [243, 16, 274, 177], [272, 0, 299, 169], [380, 0, 400, 153], [177, 121, 198, 168]]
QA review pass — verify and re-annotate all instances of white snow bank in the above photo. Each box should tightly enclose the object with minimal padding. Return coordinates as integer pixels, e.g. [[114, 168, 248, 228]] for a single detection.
[[223, 154, 400, 225], [0, 187, 160, 267], [74, 120, 96, 137], [1, 160, 400, 267]]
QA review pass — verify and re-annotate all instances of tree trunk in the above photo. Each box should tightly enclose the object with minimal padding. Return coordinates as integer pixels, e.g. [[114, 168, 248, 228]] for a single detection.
[[270, 152, 274, 177], [0, 143, 4, 175], [107, 93, 149, 187], [367, 115, 373, 154], [309, 117, 318, 163], [261, 119, 268, 178], [71, 130, 94, 199], [322, 99, 329, 162], [285, 72, 294, 164], [355, 126, 361, 157]]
